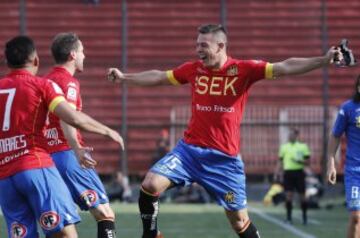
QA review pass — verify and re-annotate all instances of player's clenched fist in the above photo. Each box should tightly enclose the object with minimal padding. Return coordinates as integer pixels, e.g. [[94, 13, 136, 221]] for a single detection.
[[107, 68, 124, 83]]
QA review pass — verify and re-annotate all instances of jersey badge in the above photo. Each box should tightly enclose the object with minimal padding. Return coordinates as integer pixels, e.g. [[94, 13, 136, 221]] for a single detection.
[[226, 65, 238, 76], [224, 191, 236, 203], [40, 211, 60, 230], [81, 190, 98, 208], [67, 87, 77, 101], [11, 222, 27, 238]]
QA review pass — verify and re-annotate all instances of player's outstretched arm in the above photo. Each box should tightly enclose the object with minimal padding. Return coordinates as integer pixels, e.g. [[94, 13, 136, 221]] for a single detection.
[[53, 101, 124, 150], [272, 46, 340, 78], [107, 68, 171, 86], [327, 134, 341, 185]]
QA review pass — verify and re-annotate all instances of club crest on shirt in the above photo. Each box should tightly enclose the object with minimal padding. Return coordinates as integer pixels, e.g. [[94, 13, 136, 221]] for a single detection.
[[81, 190, 98, 207], [11, 222, 27, 238], [40, 211, 60, 230], [226, 65, 238, 76], [224, 191, 235, 203]]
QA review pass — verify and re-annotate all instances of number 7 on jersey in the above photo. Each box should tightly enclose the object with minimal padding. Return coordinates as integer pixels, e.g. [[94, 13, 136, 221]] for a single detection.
[[0, 89, 16, 131]]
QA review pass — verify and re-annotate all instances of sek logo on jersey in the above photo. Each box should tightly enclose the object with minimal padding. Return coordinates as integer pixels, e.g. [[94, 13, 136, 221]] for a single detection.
[[195, 76, 238, 96], [81, 190, 98, 207], [11, 222, 27, 238], [40, 211, 60, 230]]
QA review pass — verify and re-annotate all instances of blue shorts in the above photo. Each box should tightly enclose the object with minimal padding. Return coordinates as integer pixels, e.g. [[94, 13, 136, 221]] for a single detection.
[[345, 168, 360, 211], [0, 167, 80, 237], [51, 150, 109, 210], [151, 139, 246, 211]]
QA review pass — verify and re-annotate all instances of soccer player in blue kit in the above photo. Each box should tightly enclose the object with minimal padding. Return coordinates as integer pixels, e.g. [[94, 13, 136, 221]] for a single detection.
[[327, 75, 360, 238]]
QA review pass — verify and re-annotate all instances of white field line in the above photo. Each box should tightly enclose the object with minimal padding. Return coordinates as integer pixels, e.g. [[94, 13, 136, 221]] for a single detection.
[[250, 206, 317, 238]]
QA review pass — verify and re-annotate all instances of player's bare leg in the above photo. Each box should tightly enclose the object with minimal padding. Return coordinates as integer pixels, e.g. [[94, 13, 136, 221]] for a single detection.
[[225, 209, 260, 238], [139, 172, 172, 238], [347, 211, 360, 238], [90, 203, 116, 238], [50, 224, 78, 238], [285, 191, 294, 223]]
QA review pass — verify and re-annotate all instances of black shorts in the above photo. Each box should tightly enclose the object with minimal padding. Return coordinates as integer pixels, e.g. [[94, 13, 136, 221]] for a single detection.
[[283, 170, 305, 193]]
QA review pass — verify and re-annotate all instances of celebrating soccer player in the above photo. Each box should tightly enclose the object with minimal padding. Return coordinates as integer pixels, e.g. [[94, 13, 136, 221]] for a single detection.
[[108, 24, 342, 238], [0, 35, 123, 238], [44, 32, 119, 238]]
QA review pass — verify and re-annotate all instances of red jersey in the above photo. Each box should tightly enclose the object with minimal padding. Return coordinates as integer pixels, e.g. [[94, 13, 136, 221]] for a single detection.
[[0, 70, 65, 179], [44, 67, 84, 153], [166, 57, 273, 156]]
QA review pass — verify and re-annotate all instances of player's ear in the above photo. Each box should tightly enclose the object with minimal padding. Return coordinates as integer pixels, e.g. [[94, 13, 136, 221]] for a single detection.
[[69, 50, 76, 61], [33, 54, 39, 67]]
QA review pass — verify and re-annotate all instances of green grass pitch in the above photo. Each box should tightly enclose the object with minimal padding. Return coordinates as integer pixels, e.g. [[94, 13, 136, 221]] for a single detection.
[[0, 201, 348, 237]]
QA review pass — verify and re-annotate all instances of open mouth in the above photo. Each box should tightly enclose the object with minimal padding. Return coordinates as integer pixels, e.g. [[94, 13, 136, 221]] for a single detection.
[[199, 54, 207, 61]]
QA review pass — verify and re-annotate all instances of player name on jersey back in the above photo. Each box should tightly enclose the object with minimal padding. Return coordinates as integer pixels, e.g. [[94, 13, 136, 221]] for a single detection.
[[0, 134, 26, 153], [0, 134, 29, 165]]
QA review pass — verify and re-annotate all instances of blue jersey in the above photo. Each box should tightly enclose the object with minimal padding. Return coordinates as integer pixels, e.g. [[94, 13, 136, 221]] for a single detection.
[[333, 100, 360, 211], [332, 100, 360, 168]]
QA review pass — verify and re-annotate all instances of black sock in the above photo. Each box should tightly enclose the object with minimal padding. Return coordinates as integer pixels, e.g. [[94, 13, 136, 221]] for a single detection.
[[97, 220, 116, 238], [238, 222, 260, 238], [286, 201, 292, 222], [301, 201, 307, 224], [139, 188, 160, 238]]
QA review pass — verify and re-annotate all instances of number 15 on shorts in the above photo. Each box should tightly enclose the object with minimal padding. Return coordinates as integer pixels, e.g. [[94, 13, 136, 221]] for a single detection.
[[164, 156, 181, 170]]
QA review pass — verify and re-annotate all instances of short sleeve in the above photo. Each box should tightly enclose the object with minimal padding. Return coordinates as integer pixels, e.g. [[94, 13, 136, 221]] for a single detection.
[[64, 82, 80, 109], [166, 62, 195, 85], [332, 105, 348, 137], [243, 60, 272, 84], [41, 79, 65, 112]]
